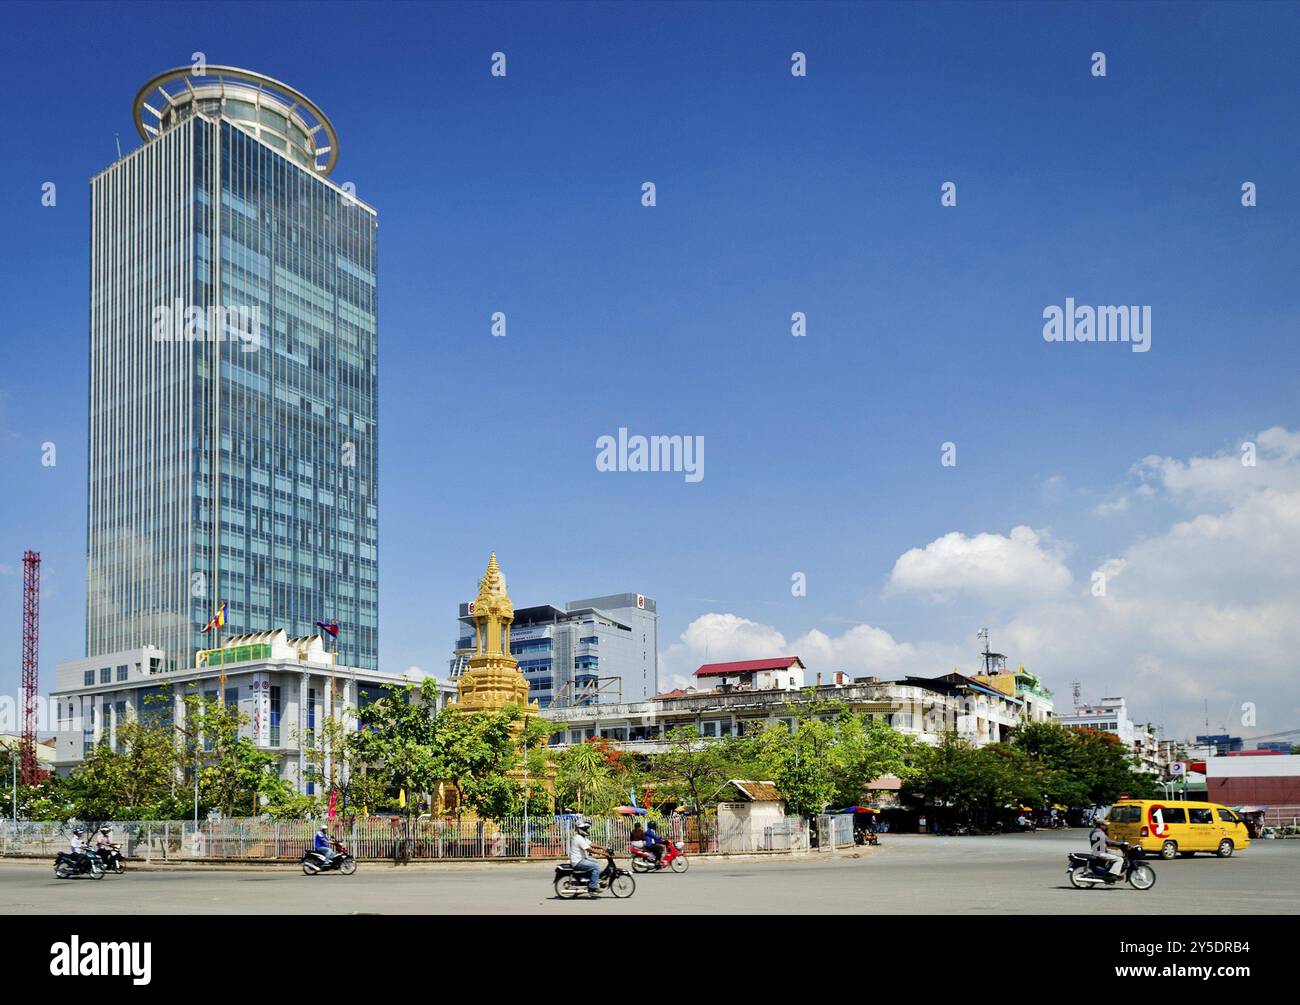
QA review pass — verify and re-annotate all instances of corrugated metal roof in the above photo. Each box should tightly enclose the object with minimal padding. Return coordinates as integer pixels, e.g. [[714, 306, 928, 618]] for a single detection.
[[695, 657, 803, 677]]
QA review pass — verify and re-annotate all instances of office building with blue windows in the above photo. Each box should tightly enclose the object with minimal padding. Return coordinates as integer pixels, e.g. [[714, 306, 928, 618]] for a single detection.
[[451, 593, 658, 708], [51, 67, 395, 788], [86, 66, 378, 672]]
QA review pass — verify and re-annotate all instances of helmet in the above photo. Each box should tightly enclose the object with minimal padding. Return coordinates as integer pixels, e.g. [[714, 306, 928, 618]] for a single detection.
[[575, 818, 591, 833], [101, 827, 111, 834], [318, 825, 328, 833], [72, 828, 82, 835]]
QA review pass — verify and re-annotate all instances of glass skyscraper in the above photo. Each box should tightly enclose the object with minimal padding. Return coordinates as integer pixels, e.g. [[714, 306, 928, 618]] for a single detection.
[[87, 67, 378, 670]]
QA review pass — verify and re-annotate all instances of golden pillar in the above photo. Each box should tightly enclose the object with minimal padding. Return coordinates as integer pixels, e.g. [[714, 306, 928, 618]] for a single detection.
[[456, 551, 536, 718], [436, 552, 551, 815]]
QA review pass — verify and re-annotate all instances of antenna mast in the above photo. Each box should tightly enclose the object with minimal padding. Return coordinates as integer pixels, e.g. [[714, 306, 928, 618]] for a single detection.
[[19, 551, 41, 786]]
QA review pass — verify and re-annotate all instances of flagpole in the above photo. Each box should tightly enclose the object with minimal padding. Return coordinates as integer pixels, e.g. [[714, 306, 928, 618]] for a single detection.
[[329, 640, 337, 804], [217, 601, 226, 703]]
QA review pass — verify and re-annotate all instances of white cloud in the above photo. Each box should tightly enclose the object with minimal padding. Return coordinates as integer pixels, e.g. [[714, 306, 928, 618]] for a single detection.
[[1093, 496, 1129, 516], [660, 613, 953, 691], [1001, 429, 1300, 734], [652, 428, 1300, 736], [1134, 426, 1300, 508], [887, 525, 1072, 601]]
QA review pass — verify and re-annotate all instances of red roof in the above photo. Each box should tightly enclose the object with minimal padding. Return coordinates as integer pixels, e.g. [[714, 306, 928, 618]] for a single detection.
[[653, 688, 693, 700], [694, 657, 803, 678]]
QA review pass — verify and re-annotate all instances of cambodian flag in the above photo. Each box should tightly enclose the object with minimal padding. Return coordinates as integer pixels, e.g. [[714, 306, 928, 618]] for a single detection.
[[315, 621, 340, 638]]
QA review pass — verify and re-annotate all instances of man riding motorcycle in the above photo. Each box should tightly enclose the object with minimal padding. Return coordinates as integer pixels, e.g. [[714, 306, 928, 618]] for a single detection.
[[94, 826, 113, 854], [1089, 818, 1125, 877], [313, 825, 334, 865], [643, 820, 666, 868], [69, 828, 86, 861], [569, 819, 608, 896]]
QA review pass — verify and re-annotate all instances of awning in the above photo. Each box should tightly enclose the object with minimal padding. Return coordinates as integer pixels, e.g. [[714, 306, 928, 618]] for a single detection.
[[1233, 806, 1268, 814], [827, 805, 879, 814], [614, 805, 648, 816]]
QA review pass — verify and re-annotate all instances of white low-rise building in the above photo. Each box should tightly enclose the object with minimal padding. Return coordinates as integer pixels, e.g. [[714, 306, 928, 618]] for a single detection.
[[51, 630, 456, 795], [542, 667, 1028, 751]]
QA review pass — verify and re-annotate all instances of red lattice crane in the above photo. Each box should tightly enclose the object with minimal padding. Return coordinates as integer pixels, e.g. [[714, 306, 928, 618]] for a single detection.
[[19, 550, 40, 786]]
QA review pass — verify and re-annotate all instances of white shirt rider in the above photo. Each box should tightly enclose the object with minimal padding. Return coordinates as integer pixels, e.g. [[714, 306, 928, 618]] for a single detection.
[[1090, 821, 1124, 876], [568, 825, 607, 894], [569, 831, 593, 865]]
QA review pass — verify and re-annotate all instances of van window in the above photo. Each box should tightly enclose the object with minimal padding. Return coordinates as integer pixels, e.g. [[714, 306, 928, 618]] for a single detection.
[[1109, 805, 1141, 823], [1159, 807, 1186, 824], [1217, 809, 1240, 824], [1189, 808, 1214, 824]]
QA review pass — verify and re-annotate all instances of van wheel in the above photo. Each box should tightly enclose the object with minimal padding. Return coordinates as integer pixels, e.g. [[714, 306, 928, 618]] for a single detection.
[[1159, 840, 1178, 860], [1216, 839, 1234, 858]]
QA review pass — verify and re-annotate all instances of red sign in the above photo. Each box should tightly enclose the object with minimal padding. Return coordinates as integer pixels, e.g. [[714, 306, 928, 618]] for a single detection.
[[1148, 803, 1169, 836], [328, 789, 338, 819]]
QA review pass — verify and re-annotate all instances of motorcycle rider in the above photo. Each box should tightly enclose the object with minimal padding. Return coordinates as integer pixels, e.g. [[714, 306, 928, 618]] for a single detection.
[[569, 818, 608, 896], [643, 820, 665, 868], [94, 826, 113, 865], [313, 825, 335, 866], [68, 828, 90, 869], [1089, 818, 1125, 878]]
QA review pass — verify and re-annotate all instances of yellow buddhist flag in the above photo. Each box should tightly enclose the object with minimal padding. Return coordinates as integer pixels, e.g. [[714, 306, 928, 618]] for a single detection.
[[399, 788, 407, 809]]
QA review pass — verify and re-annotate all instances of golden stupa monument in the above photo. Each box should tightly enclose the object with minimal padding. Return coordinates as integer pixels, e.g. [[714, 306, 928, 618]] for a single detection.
[[433, 552, 551, 814]]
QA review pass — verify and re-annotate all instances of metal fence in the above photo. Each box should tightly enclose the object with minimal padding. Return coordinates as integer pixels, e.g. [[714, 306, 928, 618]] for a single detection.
[[0, 814, 746, 861], [815, 813, 856, 850]]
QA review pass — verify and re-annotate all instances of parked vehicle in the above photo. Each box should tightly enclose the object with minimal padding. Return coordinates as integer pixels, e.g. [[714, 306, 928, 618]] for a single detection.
[[1104, 799, 1250, 860], [96, 844, 126, 874], [1067, 841, 1156, 890], [853, 826, 879, 846], [554, 852, 636, 898], [630, 838, 689, 873], [301, 844, 357, 875], [54, 852, 104, 880]]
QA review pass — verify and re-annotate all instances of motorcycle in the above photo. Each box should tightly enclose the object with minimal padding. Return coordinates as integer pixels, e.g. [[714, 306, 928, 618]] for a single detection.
[[853, 826, 879, 847], [301, 843, 357, 876], [95, 843, 127, 874], [54, 851, 105, 880], [554, 852, 636, 899], [630, 839, 689, 873], [1067, 841, 1156, 890]]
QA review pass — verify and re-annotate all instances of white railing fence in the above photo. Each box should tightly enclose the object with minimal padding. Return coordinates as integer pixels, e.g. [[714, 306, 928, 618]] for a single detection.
[[1, 813, 758, 861]]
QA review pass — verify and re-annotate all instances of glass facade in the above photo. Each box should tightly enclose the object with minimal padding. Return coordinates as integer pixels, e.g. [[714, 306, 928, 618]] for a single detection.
[[88, 109, 379, 670]]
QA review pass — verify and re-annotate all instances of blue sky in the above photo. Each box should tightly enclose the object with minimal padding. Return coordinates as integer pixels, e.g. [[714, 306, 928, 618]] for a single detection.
[[1, 0, 1298, 739]]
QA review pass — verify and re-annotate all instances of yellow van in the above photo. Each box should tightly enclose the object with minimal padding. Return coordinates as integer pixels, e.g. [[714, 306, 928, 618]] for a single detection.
[[1105, 799, 1250, 859]]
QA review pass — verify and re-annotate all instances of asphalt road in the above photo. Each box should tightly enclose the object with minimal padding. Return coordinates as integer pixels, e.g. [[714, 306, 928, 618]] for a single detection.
[[2, 829, 1296, 914]]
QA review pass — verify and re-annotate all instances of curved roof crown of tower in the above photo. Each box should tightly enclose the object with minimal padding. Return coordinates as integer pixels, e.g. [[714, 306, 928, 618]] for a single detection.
[[133, 65, 339, 175]]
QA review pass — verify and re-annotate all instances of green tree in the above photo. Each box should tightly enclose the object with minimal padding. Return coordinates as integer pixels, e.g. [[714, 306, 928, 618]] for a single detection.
[[349, 681, 446, 824], [1007, 721, 1159, 805], [751, 714, 837, 817], [179, 691, 286, 817], [349, 681, 541, 821], [62, 715, 183, 820], [904, 733, 1028, 827], [828, 712, 916, 807], [431, 703, 534, 818], [554, 739, 624, 814], [650, 726, 755, 814]]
